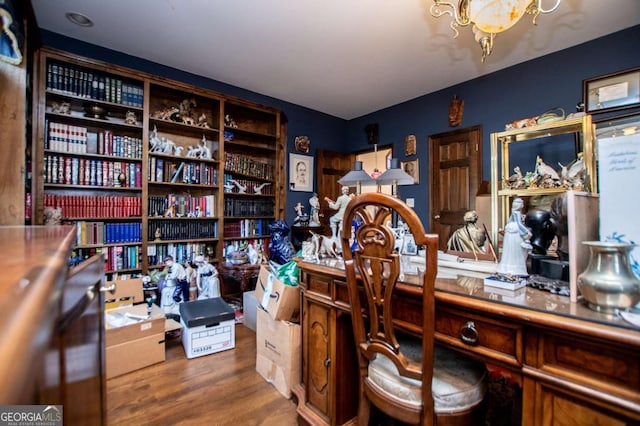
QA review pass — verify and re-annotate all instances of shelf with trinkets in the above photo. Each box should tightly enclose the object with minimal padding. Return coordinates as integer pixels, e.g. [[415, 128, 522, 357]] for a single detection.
[[490, 114, 599, 301]]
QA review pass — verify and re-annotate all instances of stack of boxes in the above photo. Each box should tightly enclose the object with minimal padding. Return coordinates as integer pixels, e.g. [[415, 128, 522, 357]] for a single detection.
[[253, 265, 301, 398], [104, 278, 167, 379]]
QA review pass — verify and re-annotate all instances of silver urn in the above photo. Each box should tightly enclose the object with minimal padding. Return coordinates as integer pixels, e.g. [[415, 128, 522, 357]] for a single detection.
[[577, 241, 640, 313]]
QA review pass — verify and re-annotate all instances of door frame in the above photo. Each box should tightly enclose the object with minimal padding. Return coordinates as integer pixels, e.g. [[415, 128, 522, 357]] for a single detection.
[[428, 125, 483, 250]]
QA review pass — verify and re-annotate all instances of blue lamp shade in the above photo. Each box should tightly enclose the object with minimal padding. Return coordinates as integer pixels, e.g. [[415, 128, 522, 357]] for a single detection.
[[338, 161, 376, 191], [0, 0, 24, 65]]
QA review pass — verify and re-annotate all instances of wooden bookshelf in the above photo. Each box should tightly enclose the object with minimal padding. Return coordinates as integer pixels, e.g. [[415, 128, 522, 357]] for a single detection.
[[32, 48, 286, 276]]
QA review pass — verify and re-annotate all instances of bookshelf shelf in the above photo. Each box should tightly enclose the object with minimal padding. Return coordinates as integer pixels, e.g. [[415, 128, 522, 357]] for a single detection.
[[148, 237, 219, 244], [76, 242, 142, 249], [34, 48, 286, 277], [44, 150, 142, 162], [223, 235, 270, 241], [44, 184, 142, 190]]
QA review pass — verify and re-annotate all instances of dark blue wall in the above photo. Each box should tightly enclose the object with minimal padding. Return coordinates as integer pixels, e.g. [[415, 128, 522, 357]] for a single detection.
[[346, 25, 640, 223], [41, 26, 640, 229]]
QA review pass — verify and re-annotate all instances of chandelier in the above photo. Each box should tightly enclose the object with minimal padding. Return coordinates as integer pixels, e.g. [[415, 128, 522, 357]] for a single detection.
[[430, 0, 562, 61]]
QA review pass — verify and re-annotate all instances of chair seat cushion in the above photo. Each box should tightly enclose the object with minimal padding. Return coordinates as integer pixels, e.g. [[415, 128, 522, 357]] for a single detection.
[[368, 342, 487, 413]]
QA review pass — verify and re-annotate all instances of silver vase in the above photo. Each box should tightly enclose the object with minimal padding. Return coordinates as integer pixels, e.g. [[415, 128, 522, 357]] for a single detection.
[[578, 241, 640, 313]]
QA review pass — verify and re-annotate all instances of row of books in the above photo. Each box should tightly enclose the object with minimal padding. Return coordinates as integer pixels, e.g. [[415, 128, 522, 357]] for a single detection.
[[223, 218, 271, 238], [224, 198, 274, 217], [223, 174, 273, 195], [73, 221, 142, 245], [44, 154, 142, 188], [148, 157, 217, 185], [224, 152, 273, 180], [44, 194, 141, 218], [146, 242, 214, 267], [45, 121, 143, 159], [148, 219, 218, 241], [47, 61, 144, 107], [148, 194, 217, 218], [70, 245, 141, 272]]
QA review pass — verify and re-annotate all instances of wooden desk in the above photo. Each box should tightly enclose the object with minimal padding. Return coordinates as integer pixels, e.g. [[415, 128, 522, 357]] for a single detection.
[[292, 259, 640, 426]]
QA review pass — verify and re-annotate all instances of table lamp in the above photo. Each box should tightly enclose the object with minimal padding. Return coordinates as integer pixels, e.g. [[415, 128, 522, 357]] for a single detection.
[[375, 158, 414, 196], [338, 160, 376, 194]]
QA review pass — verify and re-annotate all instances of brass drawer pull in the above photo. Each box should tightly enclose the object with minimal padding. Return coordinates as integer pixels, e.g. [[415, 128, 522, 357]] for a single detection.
[[460, 321, 479, 346]]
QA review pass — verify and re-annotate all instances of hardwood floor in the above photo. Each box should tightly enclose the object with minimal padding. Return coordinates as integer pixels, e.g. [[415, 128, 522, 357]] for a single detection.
[[107, 324, 298, 426]]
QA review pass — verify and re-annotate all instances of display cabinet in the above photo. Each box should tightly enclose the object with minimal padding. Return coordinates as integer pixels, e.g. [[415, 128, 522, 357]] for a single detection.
[[490, 115, 599, 299], [33, 48, 286, 274], [490, 115, 597, 243]]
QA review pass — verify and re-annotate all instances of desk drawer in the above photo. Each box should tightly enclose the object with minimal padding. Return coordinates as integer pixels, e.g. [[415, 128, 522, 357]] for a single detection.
[[536, 330, 640, 401], [435, 306, 523, 367]]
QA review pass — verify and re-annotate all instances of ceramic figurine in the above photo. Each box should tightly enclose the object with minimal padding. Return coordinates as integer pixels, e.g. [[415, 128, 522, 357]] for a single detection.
[[253, 182, 271, 195], [229, 179, 247, 193], [324, 186, 353, 239], [293, 202, 309, 226], [268, 220, 295, 265], [124, 110, 137, 125], [497, 198, 532, 276], [309, 193, 321, 226], [195, 255, 220, 299]]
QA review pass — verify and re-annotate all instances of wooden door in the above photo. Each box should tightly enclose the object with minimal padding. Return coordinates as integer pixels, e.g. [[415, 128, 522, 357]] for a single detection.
[[428, 126, 482, 251], [315, 149, 355, 232]]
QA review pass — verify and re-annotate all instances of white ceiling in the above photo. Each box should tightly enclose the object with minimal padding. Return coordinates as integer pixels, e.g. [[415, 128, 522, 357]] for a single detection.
[[31, 0, 640, 120]]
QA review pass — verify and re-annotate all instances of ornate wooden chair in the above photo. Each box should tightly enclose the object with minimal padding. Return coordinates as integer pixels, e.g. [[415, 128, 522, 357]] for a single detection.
[[339, 193, 487, 425]]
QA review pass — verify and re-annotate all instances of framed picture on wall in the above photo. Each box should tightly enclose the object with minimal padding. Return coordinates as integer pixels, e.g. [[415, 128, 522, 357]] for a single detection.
[[401, 159, 419, 184], [289, 153, 313, 192], [583, 67, 640, 114]]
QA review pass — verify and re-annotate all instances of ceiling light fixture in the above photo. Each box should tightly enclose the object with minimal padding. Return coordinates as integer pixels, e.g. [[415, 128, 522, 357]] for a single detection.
[[430, 0, 561, 62], [65, 12, 94, 27]]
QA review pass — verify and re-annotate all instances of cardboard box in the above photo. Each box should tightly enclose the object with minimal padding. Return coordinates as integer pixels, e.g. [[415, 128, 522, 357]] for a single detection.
[[105, 304, 165, 379], [104, 277, 144, 309], [243, 290, 258, 332], [256, 308, 301, 399], [255, 265, 300, 322], [180, 298, 236, 359]]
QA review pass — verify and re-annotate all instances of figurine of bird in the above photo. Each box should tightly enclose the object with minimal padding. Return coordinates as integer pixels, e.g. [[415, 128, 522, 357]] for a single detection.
[[223, 182, 235, 193], [504, 166, 524, 189], [253, 182, 271, 195], [559, 152, 585, 189], [229, 179, 247, 193], [535, 156, 560, 181]]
